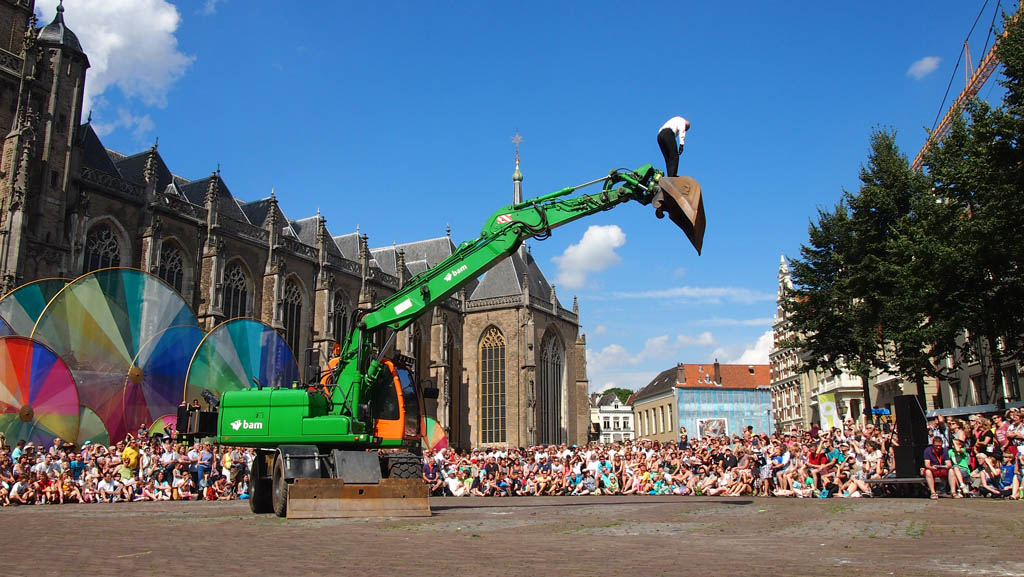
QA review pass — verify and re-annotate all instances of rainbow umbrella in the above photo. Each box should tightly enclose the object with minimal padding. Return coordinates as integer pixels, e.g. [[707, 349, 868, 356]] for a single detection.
[[148, 414, 178, 437], [0, 336, 80, 447], [31, 268, 198, 443], [185, 318, 299, 404], [76, 405, 110, 447], [0, 315, 13, 337], [421, 417, 448, 452], [0, 278, 69, 336], [122, 325, 203, 435]]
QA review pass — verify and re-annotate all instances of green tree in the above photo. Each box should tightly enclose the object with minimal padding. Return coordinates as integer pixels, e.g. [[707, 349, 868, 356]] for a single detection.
[[604, 387, 633, 405], [786, 130, 929, 417]]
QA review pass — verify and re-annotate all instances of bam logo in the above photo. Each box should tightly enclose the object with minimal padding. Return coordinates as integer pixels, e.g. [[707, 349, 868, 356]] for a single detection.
[[230, 419, 263, 431], [444, 264, 468, 283]]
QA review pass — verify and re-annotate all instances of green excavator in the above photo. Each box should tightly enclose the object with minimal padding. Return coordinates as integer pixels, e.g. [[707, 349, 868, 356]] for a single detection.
[[183, 164, 705, 518]]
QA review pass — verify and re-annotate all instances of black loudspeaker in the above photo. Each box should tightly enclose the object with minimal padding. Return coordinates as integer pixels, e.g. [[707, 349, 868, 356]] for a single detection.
[[185, 410, 218, 438], [894, 394, 928, 477], [176, 405, 189, 433]]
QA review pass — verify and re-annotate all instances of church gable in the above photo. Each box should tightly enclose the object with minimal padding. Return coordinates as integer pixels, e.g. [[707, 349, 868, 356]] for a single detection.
[[78, 124, 121, 176], [113, 149, 174, 190], [178, 176, 250, 223]]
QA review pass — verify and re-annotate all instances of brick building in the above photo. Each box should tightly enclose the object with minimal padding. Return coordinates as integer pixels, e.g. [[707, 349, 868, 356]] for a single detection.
[[0, 2, 589, 449]]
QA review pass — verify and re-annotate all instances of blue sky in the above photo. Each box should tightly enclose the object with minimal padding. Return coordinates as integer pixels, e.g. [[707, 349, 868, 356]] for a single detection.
[[36, 0, 1007, 393]]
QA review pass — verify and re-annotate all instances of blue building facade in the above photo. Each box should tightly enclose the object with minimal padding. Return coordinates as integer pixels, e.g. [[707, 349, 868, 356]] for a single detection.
[[676, 387, 773, 438]]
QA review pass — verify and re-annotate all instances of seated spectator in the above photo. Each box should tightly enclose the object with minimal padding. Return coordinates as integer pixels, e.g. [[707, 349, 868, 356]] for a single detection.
[[924, 435, 958, 499]]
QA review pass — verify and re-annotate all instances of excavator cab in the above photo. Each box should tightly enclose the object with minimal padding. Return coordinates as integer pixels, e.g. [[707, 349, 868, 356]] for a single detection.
[[653, 175, 706, 255], [370, 357, 439, 444]]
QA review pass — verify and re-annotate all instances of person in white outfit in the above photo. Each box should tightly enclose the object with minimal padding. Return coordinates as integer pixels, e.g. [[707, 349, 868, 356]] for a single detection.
[[657, 116, 689, 177]]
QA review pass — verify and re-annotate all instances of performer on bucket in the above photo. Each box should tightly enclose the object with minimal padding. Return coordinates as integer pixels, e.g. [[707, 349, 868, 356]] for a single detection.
[[657, 116, 689, 177]]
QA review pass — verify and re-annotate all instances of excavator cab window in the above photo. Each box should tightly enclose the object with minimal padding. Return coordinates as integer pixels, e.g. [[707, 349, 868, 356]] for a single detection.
[[372, 366, 400, 421], [394, 366, 421, 440]]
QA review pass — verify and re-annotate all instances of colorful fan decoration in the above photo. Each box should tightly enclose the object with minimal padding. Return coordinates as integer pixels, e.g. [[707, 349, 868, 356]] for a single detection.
[[31, 268, 198, 442], [0, 336, 80, 447], [148, 414, 178, 438], [122, 325, 204, 435], [0, 315, 13, 337], [185, 318, 299, 404], [421, 417, 448, 452], [0, 278, 69, 336], [76, 406, 110, 447]]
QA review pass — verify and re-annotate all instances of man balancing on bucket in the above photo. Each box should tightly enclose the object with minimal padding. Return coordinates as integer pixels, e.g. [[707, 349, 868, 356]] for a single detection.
[[657, 115, 689, 177]]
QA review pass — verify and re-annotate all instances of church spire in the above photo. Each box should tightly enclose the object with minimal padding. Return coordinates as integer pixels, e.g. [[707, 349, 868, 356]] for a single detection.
[[511, 131, 523, 204]]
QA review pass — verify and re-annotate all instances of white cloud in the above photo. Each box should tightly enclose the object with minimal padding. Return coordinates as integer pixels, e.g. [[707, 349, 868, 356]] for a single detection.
[[592, 324, 607, 335], [552, 225, 626, 290], [907, 56, 941, 80], [695, 317, 774, 327], [91, 108, 154, 138], [35, 0, 193, 135], [201, 0, 226, 15], [731, 330, 773, 364], [587, 332, 715, 370], [611, 286, 775, 304], [589, 370, 658, 394]]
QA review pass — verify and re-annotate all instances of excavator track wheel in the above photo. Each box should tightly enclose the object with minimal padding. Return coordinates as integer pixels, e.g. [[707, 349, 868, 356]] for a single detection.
[[271, 453, 289, 518], [385, 451, 422, 479]]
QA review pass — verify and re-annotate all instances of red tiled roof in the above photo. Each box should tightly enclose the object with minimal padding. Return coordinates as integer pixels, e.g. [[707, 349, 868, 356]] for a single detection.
[[675, 363, 769, 390]]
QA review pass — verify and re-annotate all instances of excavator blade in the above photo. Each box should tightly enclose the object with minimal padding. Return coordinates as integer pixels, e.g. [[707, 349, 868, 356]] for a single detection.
[[286, 478, 431, 519], [652, 176, 705, 255]]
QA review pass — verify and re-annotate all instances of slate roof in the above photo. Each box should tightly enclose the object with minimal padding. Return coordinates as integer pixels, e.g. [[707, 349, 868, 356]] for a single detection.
[[79, 124, 120, 175], [631, 367, 680, 403], [468, 247, 558, 306], [369, 236, 455, 276], [178, 176, 249, 223], [113, 150, 175, 191], [38, 5, 86, 59], [333, 233, 361, 261], [238, 198, 273, 228]]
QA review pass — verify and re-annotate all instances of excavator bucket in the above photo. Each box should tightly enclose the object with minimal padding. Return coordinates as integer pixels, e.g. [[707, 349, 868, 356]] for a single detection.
[[652, 176, 705, 255], [287, 478, 431, 519]]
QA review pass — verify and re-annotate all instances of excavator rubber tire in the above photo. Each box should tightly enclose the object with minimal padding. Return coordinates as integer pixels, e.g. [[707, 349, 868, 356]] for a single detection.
[[271, 453, 289, 518], [384, 451, 421, 479]]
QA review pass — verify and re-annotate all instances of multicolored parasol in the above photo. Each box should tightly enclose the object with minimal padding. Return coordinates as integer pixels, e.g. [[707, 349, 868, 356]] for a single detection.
[[31, 268, 198, 442], [0, 278, 69, 336], [0, 315, 13, 337], [76, 405, 110, 447], [421, 417, 449, 452], [122, 325, 203, 435], [0, 336, 80, 447], [148, 414, 178, 437], [184, 318, 300, 405]]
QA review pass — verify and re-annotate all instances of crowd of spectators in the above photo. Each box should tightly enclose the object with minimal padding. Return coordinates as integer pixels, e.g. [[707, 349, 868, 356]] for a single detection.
[[0, 426, 251, 506], [3, 408, 1022, 506], [421, 408, 1024, 500]]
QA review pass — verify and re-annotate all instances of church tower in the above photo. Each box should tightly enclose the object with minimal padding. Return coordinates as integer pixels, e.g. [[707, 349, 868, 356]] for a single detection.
[[0, 1, 89, 289]]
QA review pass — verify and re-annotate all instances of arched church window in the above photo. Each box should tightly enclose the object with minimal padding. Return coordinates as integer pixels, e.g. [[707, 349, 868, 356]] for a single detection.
[[84, 223, 120, 273], [223, 263, 250, 319], [538, 332, 565, 445], [332, 292, 348, 350], [283, 278, 303, 359], [479, 327, 506, 444], [158, 243, 185, 293]]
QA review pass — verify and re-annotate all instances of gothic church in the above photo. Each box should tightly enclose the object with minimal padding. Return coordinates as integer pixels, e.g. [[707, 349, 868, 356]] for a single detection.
[[0, 1, 590, 448]]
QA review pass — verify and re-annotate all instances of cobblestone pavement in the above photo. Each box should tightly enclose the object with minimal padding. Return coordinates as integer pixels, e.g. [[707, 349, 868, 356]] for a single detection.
[[2, 496, 1022, 576]]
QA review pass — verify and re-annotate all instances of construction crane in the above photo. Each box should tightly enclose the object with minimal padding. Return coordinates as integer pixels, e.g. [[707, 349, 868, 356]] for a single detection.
[[912, 1, 1024, 171]]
